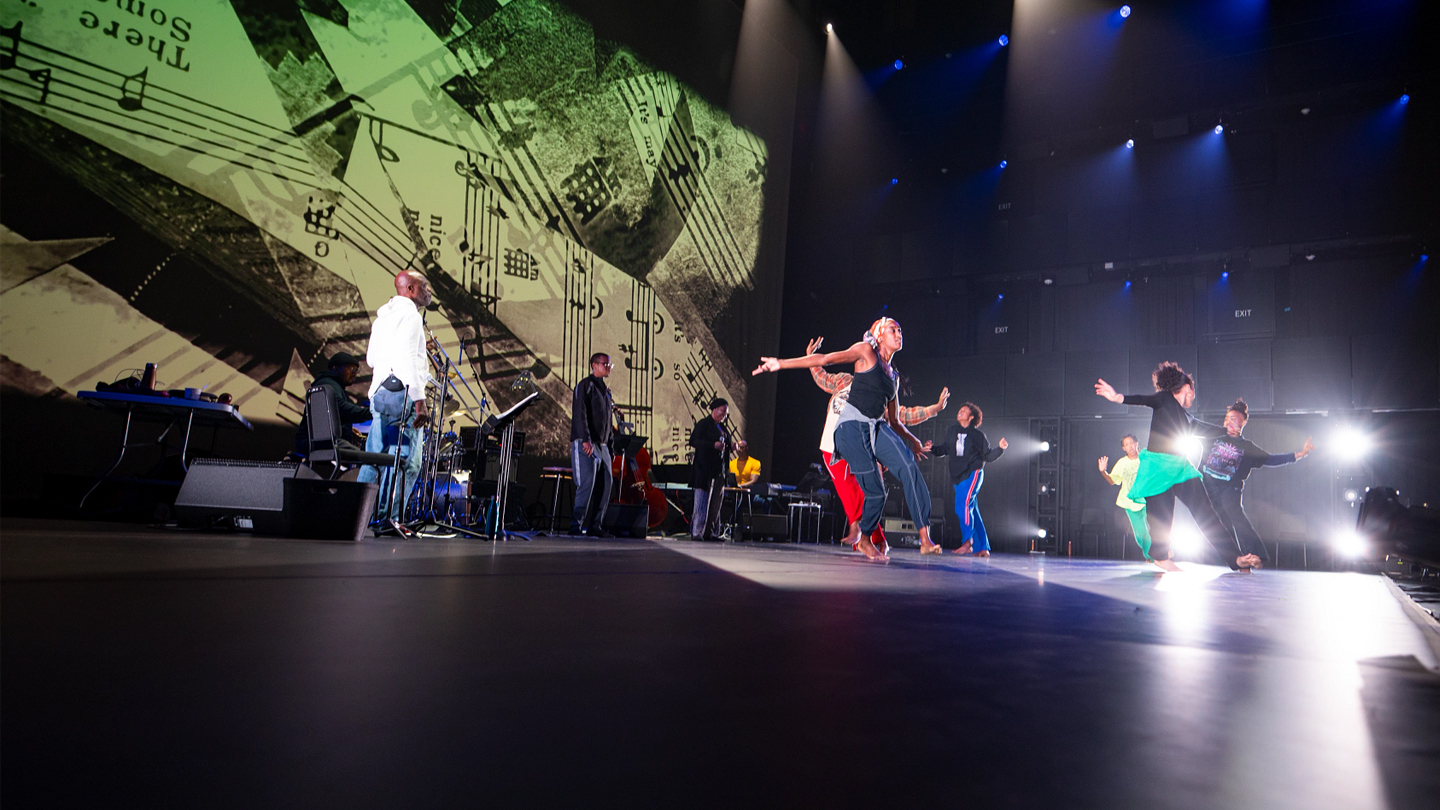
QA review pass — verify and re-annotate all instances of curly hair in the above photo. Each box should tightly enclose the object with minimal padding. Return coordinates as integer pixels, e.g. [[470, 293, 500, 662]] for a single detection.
[[1227, 398, 1248, 419], [1151, 361, 1194, 394], [958, 401, 983, 427]]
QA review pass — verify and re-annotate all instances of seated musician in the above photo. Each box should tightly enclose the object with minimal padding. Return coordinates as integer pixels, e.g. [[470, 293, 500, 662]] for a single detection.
[[728, 439, 761, 490], [295, 352, 370, 455]]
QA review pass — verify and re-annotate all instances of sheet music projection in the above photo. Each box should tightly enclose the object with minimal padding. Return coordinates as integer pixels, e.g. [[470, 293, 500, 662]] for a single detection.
[[0, 0, 766, 461]]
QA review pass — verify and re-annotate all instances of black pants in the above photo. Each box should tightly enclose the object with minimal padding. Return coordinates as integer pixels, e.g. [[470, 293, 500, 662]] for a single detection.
[[1144, 477, 1243, 569], [1204, 478, 1269, 565]]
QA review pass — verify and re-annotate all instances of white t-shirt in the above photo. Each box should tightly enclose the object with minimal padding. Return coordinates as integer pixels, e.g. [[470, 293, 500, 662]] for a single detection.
[[819, 385, 851, 455]]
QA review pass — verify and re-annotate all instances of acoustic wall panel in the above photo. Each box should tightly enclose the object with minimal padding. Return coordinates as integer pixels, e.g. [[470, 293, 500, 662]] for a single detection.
[[1005, 353, 1064, 417], [1272, 337, 1351, 411], [1352, 335, 1440, 410], [949, 355, 1008, 417], [1196, 339, 1274, 414], [1126, 345, 1198, 417], [1064, 351, 1130, 416]]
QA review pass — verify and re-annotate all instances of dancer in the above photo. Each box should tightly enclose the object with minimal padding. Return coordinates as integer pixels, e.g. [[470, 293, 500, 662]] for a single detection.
[[930, 402, 1007, 556], [1095, 363, 1261, 571], [754, 318, 940, 560], [569, 352, 616, 537], [1199, 398, 1314, 566], [1098, 435, 1150, 560], [808, 337, 948, 555]]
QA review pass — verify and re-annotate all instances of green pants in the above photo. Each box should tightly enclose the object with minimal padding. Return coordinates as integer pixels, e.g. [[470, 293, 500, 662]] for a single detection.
[[1124, 507, 1151, 560]]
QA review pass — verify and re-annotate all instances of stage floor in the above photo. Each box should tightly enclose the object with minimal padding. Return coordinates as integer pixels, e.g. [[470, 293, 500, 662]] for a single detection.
[[3, 519, 1438, 808]]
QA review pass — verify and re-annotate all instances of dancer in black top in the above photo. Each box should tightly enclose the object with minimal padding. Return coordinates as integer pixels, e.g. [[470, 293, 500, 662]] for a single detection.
[[930, 403, 1007, 556], [1095, 362, 1261, 571], [1200, 398, 1314, 566]]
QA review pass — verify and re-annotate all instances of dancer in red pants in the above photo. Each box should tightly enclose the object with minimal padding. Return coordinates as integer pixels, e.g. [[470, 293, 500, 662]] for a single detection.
[[806, 337, 948, 554]]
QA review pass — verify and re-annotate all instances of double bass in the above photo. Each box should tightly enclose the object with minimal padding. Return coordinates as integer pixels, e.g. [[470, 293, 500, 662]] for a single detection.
[[610, 411, 668, 530]]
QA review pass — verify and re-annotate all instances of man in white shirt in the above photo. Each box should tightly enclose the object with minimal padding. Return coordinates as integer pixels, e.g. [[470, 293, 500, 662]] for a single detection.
[[359, 270, 433, 521]]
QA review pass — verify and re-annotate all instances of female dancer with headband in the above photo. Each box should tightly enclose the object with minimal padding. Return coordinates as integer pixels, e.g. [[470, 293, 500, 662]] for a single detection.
[[806, 336, 948, 556], [754, 318, 941, 560], [1095, 362, 1261, 571]]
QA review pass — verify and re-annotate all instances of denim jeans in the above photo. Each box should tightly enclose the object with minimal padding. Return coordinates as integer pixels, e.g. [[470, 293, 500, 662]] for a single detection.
[[570, 439, 613, 533], [831, 420, 931, 535], [358, 387, 423, 522], [691, 477, 725, 539]]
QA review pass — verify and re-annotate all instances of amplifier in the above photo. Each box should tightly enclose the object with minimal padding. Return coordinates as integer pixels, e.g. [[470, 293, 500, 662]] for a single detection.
[[881, 518, 943, 548], [175, 458, 319, 534], [744, 513, 790, 540], [283, 478, 378, 541]]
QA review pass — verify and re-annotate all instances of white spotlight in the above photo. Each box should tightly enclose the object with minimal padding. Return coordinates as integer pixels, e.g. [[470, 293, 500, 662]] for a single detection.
[[1036, 528, 1048, 539], [1344, 489, 1358, 503], [825, 22, 833, 34], [1180, 435, 1203, 460], [1332, 428, 1372, 461], [1171, 525, 1203, 555], [1120, 5, 1131, 18], [1039, 441, 1051, 452], [1332, 529, 1366, 558]]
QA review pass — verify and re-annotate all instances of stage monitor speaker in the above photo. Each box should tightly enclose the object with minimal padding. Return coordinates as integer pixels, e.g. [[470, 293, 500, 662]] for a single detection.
[[283, 478, 378, 542], [744, 513, 789, 540], [175, 459, 319, 533], [881, 518, 944, 548], [602, 503, 649, 538]]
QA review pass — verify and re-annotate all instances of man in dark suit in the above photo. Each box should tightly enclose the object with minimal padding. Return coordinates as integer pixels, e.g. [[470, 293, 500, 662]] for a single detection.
[[688, 398, 731, 541]]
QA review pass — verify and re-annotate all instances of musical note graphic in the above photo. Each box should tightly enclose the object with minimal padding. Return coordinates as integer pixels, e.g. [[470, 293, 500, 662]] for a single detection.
[[0, 22, 21, 71], [303, 197, 340, 240], [117, 68, 147, 111], [369, 119, 399, 162]]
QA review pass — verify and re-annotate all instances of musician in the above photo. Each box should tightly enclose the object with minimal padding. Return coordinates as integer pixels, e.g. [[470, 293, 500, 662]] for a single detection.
[[729, 439, 760, 489], [294, 352, 369, 455], [569, 352, 615, 536], [358, 270, 432, 522], [688, 398, 731, 541]]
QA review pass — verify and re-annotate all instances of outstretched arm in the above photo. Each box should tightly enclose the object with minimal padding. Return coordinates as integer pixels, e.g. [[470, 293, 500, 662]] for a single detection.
[[1098, 456, 1118, 484], [1265, 436, 1314, 466], [1095, 378, 1124, 404], [754, 341, 870, 375], [983, 436, 1007, 462], [899, 386, 949, 426]]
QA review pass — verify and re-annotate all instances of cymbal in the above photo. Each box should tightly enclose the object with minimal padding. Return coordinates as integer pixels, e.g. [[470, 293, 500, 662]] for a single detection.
[[443, 399, 462, 415]]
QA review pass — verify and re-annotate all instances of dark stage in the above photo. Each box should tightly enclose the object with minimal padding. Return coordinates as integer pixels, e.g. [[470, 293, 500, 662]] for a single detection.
[[4, 520, 1438, 808]]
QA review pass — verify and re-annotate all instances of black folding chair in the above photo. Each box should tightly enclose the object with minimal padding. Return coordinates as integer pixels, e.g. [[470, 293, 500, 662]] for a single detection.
[[304, 385, 406, 527]]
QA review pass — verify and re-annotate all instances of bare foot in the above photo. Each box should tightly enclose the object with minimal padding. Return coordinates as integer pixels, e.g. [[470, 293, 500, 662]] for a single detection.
[[951, 541, 973, 555], [843, 521, 862, 550], [855, 535, 889, 561], [1153, 558, 1182, 572], [975, 550, 990, 558], [920, 538, 944, 555]]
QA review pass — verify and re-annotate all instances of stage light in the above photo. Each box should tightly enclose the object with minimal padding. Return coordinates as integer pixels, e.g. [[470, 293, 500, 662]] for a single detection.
[[1400, 94, 1410, 105], [1332, 428, 1372, 460], [826, 23, 833, 34], [1120, 5, 1131, 18], [999, 160, 1008, 169], [1214, 125, 1224, 135], [1180, 435, 1203, 458], [1039, 441, 1051, 453], [1125, 139, 1134, 149], [1124, 280, 1132, 289], [1422, 254, 1429, 262], [1344, 489, 1359, 503], [1221, 270, 1229, 280], [1332, 529, 1365, 558], [894, 59, 903, 70], [1036, 528, 1048, 539], [998, 34, 1009, 47], [997, 293, 1004, 300], [890, 177, 898, 186], [1171, 525, 1202, 554]]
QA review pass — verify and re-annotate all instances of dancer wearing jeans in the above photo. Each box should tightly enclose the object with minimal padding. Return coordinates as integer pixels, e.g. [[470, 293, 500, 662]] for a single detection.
[[930, 402, 1006, 556], [807, 337, 947, 555], [1095, 362, 1261, 572], [753, 318, 940, 560]]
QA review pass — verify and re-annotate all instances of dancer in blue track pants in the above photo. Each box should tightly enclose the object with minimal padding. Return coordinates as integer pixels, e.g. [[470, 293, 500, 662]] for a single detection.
[[931, 402, 1006, 556]]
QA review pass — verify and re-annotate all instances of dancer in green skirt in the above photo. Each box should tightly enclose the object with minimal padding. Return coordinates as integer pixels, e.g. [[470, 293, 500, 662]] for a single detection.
[[1095, 362, 1261, 572]]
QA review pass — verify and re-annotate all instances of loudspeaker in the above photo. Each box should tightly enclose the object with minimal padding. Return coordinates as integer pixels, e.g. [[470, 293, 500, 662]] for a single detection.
[[600, 502, 648, 537], [175, 459, 319, 533], [283, 478, 378, 542], [744, 513, 789, 540], [880, 518, 944, 548]]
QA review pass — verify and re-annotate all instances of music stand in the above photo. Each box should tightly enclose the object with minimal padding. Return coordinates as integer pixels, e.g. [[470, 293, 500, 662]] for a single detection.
[[611, 434, 647, 461], [487, 392, 540, 541]]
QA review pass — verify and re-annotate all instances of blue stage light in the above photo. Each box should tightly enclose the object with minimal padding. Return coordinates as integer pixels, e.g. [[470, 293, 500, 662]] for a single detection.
[[998, 294, 1005, 300], [999, 160, 1008, 169], [1400, 94, 1410, 105], [1422, 254, 1430, 262], [1221, 271, 1230, 280], [1124, 280, 1132, 289], [1214, 125, 1224, 135], [894, 59, 904, 70], [998, 34, 1009, 47], [1125, 139, 1134, 149], [1120, 5, 1131, 18], [891, 177, 898, 185]]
